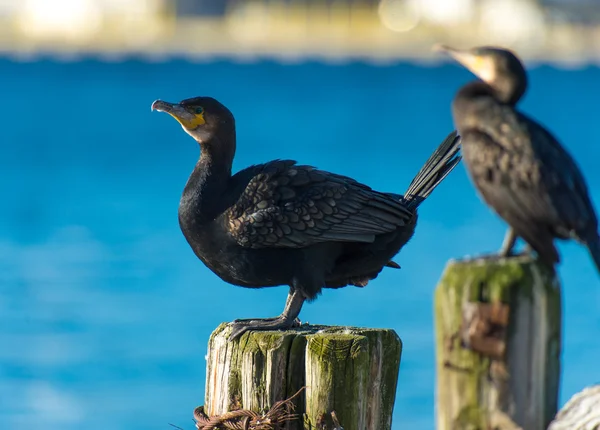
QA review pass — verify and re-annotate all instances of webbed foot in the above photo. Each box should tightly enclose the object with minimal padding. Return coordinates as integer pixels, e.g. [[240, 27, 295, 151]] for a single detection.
[[229, 316, 302, 341], [228, 288, 305, 342]]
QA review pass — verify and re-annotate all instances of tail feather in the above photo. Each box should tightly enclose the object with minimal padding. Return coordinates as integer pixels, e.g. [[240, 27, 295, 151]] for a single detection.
[[587, 235, 600, 275], [385, 261, 401, 269], [403, 130, 462, 210]]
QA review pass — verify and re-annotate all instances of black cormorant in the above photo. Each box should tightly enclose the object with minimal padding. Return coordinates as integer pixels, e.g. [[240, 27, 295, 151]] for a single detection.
[[152, 96, 461, 339], [436, 44, 600, 272]]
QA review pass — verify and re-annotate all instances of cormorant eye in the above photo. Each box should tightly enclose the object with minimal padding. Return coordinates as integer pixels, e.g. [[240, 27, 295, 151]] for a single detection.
[[195, 107, 204, 114]]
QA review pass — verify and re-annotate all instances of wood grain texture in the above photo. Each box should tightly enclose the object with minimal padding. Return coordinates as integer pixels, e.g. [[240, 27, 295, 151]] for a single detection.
[[204, 324, 402, 430], [434, 255, 561, 430]]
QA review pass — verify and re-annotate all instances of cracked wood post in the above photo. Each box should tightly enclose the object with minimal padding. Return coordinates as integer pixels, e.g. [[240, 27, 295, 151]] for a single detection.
[[204, 324, 402, 430], [434, 255, 562, 430]]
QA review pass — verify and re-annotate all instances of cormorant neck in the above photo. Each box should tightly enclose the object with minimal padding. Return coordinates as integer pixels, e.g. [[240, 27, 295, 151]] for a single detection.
[[199, 131, 236, 179], [459, 73, 526, 106], [494, 73, 526, 105], [452, 82, 502, 132], [181, 132, 236, 223]]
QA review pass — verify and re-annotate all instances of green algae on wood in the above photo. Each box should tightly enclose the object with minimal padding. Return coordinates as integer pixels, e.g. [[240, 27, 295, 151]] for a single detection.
[[304, 328, 402, 430], [204, 324, 402, 430], [205, 323, 307, 421], [435, 255, 561, 430]]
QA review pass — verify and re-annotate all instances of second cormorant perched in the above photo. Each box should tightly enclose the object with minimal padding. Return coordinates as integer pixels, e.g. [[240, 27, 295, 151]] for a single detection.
[[152, 96, 461, 339], [436, 44, 600, 272]]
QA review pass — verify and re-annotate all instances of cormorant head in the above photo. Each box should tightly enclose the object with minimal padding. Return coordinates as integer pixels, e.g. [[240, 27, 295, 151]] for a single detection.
[[434, 45, 527, 105], [151, 96, 235, 143]]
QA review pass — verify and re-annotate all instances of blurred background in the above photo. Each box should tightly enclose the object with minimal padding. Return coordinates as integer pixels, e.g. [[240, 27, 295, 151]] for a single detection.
[[1, 0, 599, 429]]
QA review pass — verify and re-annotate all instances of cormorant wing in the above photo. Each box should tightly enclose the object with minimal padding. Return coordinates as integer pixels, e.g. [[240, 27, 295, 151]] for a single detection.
[[523, 115, 599, 237], [463, 105, 598, 263], [461, 127, 561, 264], [225, 160, 414, 249]]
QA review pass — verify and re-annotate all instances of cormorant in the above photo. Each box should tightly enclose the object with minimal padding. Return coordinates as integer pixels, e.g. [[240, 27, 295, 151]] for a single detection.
[[152, 96, 461, 339], [436, 44, 600, 271]]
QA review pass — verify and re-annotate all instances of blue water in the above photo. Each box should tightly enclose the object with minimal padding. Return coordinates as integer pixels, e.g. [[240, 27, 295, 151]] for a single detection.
[[1, 58, 599, 430]]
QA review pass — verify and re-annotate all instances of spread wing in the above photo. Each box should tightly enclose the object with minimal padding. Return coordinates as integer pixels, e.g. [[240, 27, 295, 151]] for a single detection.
[[225, 160, 414, 249]]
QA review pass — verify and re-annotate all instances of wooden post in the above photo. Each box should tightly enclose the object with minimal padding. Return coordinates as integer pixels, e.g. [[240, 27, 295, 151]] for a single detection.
[[434, 255, 561, 430], [204, 324, 402, 430], [548, 385, 600, 429]]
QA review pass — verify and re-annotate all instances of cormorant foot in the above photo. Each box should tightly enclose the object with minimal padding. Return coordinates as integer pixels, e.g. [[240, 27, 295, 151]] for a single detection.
[[233, 316, 302, 325], [496, 248, 533, 259], [228, 316, 302, 341], [232, 316, 279, 324], [498, 249, 519, 258]]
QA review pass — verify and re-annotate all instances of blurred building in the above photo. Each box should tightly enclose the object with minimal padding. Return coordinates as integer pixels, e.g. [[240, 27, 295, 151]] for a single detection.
[[542, 0, 600, 25], [0, 0, 598, 62], [174, 0, 227, 17]]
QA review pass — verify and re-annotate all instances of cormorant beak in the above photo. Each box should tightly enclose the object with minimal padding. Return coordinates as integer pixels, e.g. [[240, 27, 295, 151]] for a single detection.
[[151, 99, 177, 114], [151, 99, 205, 129], [433, 44, 497, 84]]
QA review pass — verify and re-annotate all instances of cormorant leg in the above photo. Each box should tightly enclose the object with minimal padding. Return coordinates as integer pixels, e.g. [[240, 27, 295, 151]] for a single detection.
[[228, 289, 305, 341], [233, 289, 299, 324], [513, 242, 538, 258], [499, 228, 518, 257]]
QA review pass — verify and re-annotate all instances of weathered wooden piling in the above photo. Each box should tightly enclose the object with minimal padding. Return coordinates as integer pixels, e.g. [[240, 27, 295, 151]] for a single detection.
[[434, 255, 562, 430], [204, 323, 402, 430]]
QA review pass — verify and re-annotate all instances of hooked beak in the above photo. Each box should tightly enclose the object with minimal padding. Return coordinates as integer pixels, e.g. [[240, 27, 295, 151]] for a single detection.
[[151, 99, 204, 129], [433, 44, 496, 83], [151, 99, 177, 113]]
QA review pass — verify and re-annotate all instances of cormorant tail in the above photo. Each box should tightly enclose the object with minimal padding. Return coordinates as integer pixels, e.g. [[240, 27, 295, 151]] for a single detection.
[[385, 261, 401, 269], [403, 130, 462, 210], [587, 235, 600, 275]]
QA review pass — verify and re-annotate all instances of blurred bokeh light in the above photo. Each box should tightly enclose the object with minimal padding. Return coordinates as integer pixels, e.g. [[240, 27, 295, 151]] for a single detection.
[[0, 0, 596, 62]]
